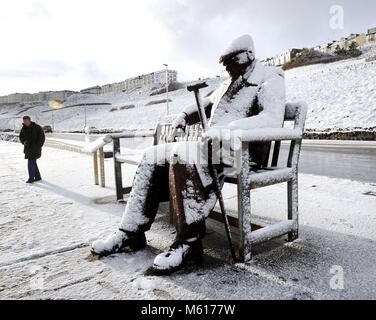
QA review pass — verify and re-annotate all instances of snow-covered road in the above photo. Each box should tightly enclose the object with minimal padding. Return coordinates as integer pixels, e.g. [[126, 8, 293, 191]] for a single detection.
[[46, 133, 376, 183], [0, 141, 376, 299]]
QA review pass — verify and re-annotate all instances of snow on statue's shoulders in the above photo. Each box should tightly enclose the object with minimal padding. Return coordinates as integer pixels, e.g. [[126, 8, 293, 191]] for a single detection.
[[268, 65, 284, 78], [246, 61, 284, 86]]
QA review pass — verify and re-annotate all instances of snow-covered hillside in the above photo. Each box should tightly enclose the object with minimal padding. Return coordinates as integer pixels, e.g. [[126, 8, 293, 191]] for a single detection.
[[1, 47, 376, 133], [0, 78, 221, 132], [286, 54, 376, 132]]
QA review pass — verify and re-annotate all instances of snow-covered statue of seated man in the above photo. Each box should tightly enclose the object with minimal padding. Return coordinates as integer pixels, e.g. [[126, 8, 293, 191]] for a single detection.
[[92, 34, 285, 274]]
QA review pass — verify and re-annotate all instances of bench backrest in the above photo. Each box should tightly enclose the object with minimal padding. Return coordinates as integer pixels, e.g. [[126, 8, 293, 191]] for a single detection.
[[284, 102, 307, 130], [154, 123, 202, 145], [154, 102, 307, 167], [270, 102, 307, 167]]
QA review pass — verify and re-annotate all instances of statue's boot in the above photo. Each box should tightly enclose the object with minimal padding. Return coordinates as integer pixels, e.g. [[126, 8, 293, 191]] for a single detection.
[[151, 239, 203, 275], [91, 229, 146, 256]]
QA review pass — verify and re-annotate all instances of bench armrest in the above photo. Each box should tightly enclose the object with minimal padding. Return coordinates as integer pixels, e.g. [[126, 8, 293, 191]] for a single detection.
[[238, 128, 303, 142], [109, 130, 155, 139], [82, 130, 155, 153]]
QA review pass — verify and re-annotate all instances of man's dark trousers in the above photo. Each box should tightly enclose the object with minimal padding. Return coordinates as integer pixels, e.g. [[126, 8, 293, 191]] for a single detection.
[[28, 159, 41, 181]]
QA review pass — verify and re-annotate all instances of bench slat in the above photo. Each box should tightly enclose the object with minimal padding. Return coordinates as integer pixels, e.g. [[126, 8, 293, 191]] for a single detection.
[[247, 220, 296, 245]]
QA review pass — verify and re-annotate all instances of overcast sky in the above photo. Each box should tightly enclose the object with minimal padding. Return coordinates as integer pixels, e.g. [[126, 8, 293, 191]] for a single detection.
[[0, 0, 375, 95]]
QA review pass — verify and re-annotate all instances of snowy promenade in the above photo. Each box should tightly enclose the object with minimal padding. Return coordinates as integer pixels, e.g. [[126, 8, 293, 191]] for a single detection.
[[0, 141, 375, 299]]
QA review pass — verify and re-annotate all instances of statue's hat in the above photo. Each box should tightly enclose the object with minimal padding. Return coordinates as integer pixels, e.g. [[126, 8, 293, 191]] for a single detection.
[[219, 34, 255, 64]]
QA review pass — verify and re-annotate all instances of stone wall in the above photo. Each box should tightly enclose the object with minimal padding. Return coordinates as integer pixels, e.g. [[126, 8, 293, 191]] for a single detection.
[[304, 130, 376, 141]]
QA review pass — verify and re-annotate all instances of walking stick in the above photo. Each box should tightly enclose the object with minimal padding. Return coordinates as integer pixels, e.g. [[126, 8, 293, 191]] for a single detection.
[[187, 82, 238, 263]]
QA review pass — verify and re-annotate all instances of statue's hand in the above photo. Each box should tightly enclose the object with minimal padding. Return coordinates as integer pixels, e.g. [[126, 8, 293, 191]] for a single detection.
[[202, 126, 234, 141], [168, 113, 187, 142], [171, 113, 187, 137]]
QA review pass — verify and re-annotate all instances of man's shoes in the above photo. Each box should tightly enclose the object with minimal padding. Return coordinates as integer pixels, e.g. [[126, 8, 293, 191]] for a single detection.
[[152, 239, 203, 275], [91, 229, 146, 256], [26, 177, 42, 183]]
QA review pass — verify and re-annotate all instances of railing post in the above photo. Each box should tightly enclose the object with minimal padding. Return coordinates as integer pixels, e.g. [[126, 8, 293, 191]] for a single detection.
[[93, 151, 99, 185], [99, 147, 105, 188]]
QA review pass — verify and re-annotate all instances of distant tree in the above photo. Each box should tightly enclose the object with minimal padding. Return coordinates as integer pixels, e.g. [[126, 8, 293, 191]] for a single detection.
[[348, 41, 361, 57], [307, 49, 315, 59], [334, 45, 347, 56]]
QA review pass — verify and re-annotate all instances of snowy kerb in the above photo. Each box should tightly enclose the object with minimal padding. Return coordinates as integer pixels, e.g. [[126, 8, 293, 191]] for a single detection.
[[1, 140, 376, 299]]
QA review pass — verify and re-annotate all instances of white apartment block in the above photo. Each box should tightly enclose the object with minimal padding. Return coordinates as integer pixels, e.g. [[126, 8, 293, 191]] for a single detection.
[[262, 49, 301, 67], [0, 69, 178, 104], [99, 69, 178, 95], [0, 90, 76, 105], [0, 96, 8, 104]]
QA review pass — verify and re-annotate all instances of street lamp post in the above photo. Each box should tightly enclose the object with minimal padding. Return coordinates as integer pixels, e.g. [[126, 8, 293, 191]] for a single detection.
[[84, 104, 87, 129], [163, 63, 169, 115]]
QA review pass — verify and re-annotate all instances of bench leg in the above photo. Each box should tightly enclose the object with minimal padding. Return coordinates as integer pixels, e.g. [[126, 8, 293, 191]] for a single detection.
[[113, 138, 124, 202], [115, 162, 124, 202], [238, 188, 252, 262], [238, 143, 252, 262], [287, 175, 299, 242]]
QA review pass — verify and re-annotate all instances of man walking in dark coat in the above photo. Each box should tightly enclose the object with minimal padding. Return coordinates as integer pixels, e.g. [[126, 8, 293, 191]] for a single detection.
[[19, 116, 45, 183]]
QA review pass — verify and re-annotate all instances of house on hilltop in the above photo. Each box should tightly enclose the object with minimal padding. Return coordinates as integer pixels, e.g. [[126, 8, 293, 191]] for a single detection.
[[367, 27, 376, 44]]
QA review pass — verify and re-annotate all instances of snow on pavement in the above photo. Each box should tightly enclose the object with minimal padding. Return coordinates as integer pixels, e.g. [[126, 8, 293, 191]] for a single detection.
[[0, 141, 376, 299]]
